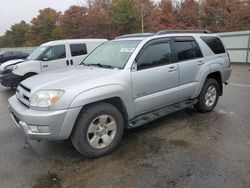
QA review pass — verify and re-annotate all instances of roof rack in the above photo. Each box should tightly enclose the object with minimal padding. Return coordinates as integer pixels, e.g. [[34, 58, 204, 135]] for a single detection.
[[156, 30, 212, 35], [115, 33, 154, 39], [114, 30, 212, 40]]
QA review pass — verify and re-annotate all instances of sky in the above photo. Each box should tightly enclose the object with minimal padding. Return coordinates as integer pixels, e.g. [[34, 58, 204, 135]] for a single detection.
[[0, 0, 85, 36]]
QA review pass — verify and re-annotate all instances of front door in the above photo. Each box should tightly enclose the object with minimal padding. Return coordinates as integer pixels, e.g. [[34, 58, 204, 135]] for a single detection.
[[132, 39, 179, 115], [41, 45, 69, 71]]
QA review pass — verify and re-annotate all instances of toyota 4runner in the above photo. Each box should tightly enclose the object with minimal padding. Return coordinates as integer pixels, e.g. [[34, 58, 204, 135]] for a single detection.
[[8, 30, 232, 158]]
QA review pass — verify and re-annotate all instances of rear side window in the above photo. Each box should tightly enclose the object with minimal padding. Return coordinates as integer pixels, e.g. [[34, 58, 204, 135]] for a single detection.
[[200, 36, 225, 54], [192, 41, 203, 58], [174, 41, 194, 61], [70, 43, 87, 57], [174, 38, 203, 61]]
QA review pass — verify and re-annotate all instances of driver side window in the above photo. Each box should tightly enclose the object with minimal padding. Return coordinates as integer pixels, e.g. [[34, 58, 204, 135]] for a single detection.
[[137, 42, 172, 70], [44, 45, 66, 61]]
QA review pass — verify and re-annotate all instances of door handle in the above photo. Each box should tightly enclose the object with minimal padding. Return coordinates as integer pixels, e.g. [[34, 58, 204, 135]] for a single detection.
[[168, 66, 177, 72], [42, 65, 48, 68], [198, 60, 204, 65], [66, 60, 69, 66], [70, 60, 73, 65]]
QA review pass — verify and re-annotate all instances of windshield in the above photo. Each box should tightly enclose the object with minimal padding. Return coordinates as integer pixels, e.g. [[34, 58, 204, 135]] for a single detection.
[[27, 45, 49, 60], [82, 40, 141, 69]]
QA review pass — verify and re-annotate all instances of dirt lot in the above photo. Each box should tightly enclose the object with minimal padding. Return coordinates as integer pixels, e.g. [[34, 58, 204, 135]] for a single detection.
[[0, 64, 249, 188]]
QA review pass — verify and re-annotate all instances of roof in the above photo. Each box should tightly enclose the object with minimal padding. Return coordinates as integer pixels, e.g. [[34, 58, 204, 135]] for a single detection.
[[114, 33, 218, 42], [41, 39, 107, 46], [115, 33, 154, 39], [114, 30, 217, 42]]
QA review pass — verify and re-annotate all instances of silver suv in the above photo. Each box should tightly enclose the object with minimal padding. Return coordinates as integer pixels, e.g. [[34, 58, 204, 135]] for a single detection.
[[9, 31, 232, 158]]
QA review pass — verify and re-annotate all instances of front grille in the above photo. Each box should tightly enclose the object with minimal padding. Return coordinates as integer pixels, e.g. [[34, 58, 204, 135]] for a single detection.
[[16, 84, 31, 107], [20, 84, 31, 92]]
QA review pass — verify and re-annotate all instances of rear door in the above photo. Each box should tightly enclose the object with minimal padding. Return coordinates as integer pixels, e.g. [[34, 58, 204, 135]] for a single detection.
[[132, 38, 179, 115], [174, 37, 204, 100], [41, 45, 68, 71]]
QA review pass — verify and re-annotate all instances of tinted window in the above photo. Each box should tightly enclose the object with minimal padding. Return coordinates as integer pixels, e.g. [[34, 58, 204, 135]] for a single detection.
[[70, 43, 87, 57], [137, 42, 171, 70], [12, 51, 20, 56], [44, 45, 66, 61], [200, 36, 225, 54], [3, 52, 13, 57], [192, 41, 203, 58], [174, 41, 194, 61]]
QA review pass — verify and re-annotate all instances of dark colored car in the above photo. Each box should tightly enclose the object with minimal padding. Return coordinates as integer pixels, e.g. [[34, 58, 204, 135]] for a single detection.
[[0, 51, 29, 64]]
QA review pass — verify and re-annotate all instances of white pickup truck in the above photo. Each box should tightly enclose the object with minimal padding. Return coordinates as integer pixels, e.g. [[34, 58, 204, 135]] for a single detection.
[[0, 39, 107, 88]]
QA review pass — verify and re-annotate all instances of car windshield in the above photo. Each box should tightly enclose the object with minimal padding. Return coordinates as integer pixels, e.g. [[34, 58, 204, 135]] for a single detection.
[[27, 46, 49, 60], [82, 40, 141, 69]]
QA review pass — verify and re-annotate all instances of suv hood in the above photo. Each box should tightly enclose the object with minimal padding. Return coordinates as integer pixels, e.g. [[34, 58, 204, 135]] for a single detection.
[[22, 66, 121, 92]]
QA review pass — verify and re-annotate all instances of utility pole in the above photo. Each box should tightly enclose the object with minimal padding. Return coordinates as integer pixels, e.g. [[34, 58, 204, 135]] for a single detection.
[[141, 5, 145, 33], [141, 9, 144, 33]]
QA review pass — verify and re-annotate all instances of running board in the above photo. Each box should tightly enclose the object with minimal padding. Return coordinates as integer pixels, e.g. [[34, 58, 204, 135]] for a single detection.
[[128, 99, 198, 129]]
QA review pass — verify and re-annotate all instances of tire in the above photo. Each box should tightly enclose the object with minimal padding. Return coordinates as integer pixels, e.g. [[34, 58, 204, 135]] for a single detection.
[[71, 102, 124, 158], [194, 78, 219, 113]]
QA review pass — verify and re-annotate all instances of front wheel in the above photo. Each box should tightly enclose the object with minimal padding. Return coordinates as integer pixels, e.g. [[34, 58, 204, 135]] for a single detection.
[[71, 103, 124, 158], [194, 78, 219, 113]]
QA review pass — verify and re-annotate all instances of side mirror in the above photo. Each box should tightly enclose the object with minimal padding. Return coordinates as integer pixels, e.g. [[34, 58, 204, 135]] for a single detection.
[[131, 61, 137, 71], [42, 54, 49, 61]]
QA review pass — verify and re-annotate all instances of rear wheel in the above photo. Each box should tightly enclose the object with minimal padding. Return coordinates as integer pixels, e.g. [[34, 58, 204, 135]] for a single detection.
[[71, 103, 124, 158], [195, 78, 219, 113]]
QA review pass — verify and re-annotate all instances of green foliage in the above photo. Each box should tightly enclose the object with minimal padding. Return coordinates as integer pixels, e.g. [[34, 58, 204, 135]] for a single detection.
[[111, 0, 140, 34], [0, 21, 30, 47], [26, 8, 62, 46]]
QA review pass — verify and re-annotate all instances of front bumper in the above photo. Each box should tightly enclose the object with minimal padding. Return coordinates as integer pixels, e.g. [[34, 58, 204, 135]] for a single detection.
[[0, 72, 22, 88], [8, 95, 82, 140]]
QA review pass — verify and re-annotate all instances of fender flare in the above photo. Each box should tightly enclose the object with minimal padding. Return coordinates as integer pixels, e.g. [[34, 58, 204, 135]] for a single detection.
[[69, 84, 135, 119]]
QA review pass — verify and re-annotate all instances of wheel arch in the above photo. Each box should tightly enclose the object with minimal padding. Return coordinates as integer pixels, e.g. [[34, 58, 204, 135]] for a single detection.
[[23, 72, 37, 78], [193, 70, 223, 98], [70, 96, 129, 139], [81, 97, 128, 126], [207, 71, 223, 96]]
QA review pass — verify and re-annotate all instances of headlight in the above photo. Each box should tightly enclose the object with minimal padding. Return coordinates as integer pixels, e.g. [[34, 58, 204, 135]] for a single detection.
[[30, 90, 64, 108], [4, 65, 18, 71]]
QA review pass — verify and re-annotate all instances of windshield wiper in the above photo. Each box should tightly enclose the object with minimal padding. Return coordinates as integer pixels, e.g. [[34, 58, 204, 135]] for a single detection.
[[85, 63, 114, 69]]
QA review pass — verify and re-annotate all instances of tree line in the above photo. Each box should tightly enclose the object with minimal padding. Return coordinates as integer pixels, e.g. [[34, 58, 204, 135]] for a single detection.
[[0, 0, 249, 47]]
